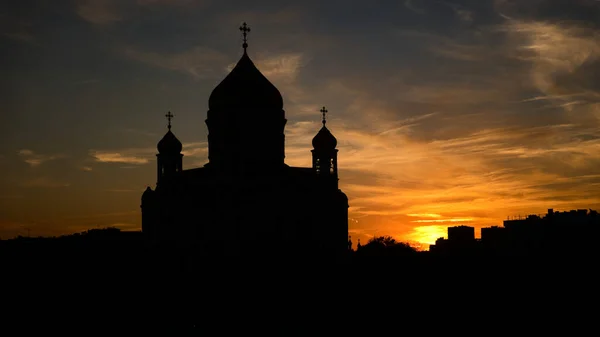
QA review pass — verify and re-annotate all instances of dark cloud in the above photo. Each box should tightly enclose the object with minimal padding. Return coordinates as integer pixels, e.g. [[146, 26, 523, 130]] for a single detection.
[[496, 0, 600, 25]]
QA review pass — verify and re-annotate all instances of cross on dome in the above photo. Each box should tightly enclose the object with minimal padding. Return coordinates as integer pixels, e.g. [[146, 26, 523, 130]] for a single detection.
[[312, 106, 337, 149], [239, 22, 251, 51], [165, 111, 174, 130], [320, 106, 328, 126]]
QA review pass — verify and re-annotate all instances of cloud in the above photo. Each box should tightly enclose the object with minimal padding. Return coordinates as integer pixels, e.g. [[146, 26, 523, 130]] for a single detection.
[[76, 0, 122, 25], [90, 150, 151, 165], [89, 142, 208, 165], [412, 218, 475, 223], [404, 0, 426, 14], [499, 20, 600, 111], [124, 46, 229, 79], [126, 46, 305, 85], [18, 149, 65, 167], [454, 8, 473, 22], [237, 53, 305, 84], [438, 1, 475, 22], [180, 142, 208, 157], [136, 0, 208, 5], [281, 72, 600, 244], [3, 30, 35, 44], [0, 9, 38, 45]]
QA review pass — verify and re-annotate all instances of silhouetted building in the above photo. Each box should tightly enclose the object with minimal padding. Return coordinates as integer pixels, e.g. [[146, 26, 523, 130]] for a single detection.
[[480, 226, 507, 256], [503, 208, 600, 256], [430, 226, 476, 255], [429, 237, 447, 254], [481, 226, 505, 241], [448, 226, 475, 243], [140, 23, 349, 261]]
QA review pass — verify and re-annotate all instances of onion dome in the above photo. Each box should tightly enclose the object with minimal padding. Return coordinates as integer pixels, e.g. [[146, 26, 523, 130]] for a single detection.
[[312, 106, 337, 149], [157, 111, 182, 154], [208, 52, 283, 111], [157, 130, 182, 154], [312, 126, 337, 150], [208, 23, 283, 111], [141, 186, 154, 203]]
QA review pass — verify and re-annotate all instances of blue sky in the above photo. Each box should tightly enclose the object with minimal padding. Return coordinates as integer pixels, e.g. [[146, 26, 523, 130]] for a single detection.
[[2, 0, 600, 247]]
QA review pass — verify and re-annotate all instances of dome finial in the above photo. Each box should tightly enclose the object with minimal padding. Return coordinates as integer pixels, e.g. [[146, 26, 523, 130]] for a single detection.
[[320, 106, 328, 126], [239, 22, 251, 52], [165, 111, 174, 130]]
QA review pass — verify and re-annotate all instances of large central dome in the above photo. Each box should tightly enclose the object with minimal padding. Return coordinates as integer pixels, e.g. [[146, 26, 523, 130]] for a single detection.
[[208, 51, 283, 111]]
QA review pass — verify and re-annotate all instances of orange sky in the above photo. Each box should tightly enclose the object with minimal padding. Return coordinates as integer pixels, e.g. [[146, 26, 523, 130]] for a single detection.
[[2, 0, 600, 249]]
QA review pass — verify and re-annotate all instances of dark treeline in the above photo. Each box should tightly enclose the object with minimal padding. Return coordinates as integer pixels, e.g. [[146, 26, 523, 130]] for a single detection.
[[2, 227, 596, 333], [3, 227, 596, 274]]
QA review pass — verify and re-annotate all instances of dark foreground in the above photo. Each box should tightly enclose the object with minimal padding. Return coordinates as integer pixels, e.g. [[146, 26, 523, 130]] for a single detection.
[[2, 233, 598, 334]]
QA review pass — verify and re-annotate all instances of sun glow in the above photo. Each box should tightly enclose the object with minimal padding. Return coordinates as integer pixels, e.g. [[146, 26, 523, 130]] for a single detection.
[[412, 218, 474, 223], [406, 225, 448, 247]]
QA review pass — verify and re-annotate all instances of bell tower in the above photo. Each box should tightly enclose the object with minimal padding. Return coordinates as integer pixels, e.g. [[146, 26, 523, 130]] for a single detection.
[[312, 107, 339, 188], [156, 111, 183, 185]]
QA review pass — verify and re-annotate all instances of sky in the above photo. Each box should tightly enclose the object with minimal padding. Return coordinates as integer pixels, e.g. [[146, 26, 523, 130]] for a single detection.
[[2, 0, 600, 248]]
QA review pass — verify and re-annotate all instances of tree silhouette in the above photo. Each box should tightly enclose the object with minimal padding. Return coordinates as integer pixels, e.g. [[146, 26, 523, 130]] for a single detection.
[[358, 235, 418, 257]]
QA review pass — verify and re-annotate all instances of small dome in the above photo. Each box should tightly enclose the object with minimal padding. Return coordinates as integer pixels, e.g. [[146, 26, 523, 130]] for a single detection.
[[208, 52, 283, 111], [141, 186, 154, 202], [312, 125, 337, 150], [157, 130, 182, 154], [337, 190, 349, 204]]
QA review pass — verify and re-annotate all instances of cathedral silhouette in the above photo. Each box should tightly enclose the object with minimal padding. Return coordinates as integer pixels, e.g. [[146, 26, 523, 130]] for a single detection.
[[141, 23, 349, 260]]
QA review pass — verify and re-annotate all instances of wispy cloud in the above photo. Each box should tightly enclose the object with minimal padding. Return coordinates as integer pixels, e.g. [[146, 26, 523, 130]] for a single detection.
[[404, 0, 426, 14], [0, 12, 37, 45], [90, 150, 150, 165], [500, 19, 600, 113], [124, 46, 229, 79], [227, 52, 305, 84], [18, 149, 65, 167], [76, 0, 122, 25], [136, 0, 208, 6], [90, 142, 208, 165]]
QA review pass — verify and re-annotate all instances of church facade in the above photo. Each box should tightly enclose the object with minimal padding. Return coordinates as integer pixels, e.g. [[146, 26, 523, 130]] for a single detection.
[[140, 23, 349, 260]]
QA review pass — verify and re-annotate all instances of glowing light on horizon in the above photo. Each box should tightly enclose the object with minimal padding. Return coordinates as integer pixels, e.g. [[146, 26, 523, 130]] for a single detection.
[[406, 225, 448, 246], [411, 218, 474, 223]]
